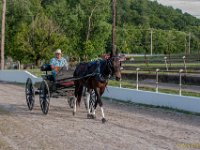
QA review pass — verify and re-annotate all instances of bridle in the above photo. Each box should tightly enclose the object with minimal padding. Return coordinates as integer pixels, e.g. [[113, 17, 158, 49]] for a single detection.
[[106, 58, 113, 77]]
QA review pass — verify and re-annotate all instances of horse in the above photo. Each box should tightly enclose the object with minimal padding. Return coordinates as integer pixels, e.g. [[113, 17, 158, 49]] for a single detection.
[[73, 53, 121, 123]]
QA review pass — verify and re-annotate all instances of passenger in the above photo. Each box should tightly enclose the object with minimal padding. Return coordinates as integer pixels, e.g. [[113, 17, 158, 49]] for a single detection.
[[50, 49, 67, 81]]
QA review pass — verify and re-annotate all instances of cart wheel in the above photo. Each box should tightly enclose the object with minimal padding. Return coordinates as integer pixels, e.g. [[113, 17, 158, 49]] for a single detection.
[[25, 78, 35, 110], [39, 80, 50, 115], [89, 90, 96, 113]]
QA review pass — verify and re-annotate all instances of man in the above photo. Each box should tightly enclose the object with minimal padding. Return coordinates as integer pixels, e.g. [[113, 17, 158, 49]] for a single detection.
[[50, 49, 67, 81]]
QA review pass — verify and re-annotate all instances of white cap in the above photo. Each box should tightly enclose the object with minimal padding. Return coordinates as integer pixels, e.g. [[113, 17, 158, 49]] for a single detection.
[[55, 49, 62, 54]]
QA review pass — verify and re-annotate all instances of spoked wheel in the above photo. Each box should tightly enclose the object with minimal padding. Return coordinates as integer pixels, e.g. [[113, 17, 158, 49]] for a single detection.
[[25, 78, 35, 110], [39, 80, 50, 115], [89, 90, 97, 113]]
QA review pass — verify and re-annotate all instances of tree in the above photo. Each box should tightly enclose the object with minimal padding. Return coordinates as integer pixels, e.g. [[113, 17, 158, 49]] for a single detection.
[[12, 14, 70, 65]]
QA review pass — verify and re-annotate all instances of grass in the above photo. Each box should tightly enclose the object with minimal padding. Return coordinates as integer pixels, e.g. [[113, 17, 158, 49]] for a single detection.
[[123, 63, 200, 67], [26, 68, 43, 77], [121, 70, 179, 75], [122, 62, 200, 74]]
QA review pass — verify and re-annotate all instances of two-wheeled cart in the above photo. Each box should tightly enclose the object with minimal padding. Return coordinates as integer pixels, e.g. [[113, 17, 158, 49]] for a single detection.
[[25, 64, 96, 114]]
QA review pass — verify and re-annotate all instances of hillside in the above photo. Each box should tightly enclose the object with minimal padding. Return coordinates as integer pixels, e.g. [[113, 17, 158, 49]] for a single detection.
[[115, 0, 200, 54], [1, 0, 200, 64], [117, 0, 200, 29]]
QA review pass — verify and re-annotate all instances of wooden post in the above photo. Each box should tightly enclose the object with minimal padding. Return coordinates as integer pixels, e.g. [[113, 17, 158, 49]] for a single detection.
[[150, 29, 153, 56], [1, 0, 6, 70], [112, 0, 116, 55], [188, 32, 191, 54]]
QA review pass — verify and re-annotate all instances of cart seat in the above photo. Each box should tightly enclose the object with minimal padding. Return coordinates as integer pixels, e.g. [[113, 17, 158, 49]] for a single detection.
[[41, 64, 52, 71], [59, 81, 74, 87]]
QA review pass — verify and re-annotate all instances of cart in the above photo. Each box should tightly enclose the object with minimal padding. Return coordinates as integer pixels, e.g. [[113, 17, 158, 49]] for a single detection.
[[25, 64, 96, 115]]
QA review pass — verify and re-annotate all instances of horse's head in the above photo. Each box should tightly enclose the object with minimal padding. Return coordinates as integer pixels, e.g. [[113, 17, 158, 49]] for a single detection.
[[108, 54, 121, 81]]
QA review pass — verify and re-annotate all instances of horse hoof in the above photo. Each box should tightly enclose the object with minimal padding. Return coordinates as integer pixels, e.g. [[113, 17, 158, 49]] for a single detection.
[[87, 114, 96, 119], [91, 114, 96, 119], [102, 118, 107, 123], [73, 112, 76, 116], [87, 114, 91, 119]]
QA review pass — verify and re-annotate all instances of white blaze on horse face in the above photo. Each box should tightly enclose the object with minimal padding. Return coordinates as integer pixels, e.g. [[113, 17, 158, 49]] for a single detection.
[[101, 107, 105, 118]]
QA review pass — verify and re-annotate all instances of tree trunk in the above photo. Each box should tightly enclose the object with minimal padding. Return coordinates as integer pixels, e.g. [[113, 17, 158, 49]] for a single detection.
[[86, 5, 97, 41], [35, 58, 40, 66]]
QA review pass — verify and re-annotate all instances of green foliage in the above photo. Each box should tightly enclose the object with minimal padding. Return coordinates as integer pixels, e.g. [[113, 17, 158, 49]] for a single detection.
[[12, 14, 70, 65], [1, 0, 200, 65]]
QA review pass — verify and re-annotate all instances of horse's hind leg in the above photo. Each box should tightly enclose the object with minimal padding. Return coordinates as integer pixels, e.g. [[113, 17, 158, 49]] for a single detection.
[[73, 97, 77, 116], [90, 89, 99, 119], [73, 83, 82, 116], [84, 91, 92, 118]]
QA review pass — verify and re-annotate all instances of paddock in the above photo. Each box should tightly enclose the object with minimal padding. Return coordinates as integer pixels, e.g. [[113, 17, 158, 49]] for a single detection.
[[0, 83, 200, 150]]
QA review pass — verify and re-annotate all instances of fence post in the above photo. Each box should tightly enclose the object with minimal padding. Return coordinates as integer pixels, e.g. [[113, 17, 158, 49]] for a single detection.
[[119, 79, 122, 88], [136, 68, 140, 90], [179, 69, 183, 96], [17, 61, 20, 70], [164, 57, 168, 72], [182, 56, 187, 74], [156, 69, 160, 93]]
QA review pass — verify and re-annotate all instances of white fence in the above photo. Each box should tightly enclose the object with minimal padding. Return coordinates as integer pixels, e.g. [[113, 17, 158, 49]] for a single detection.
[[0, 70, 42, 83], [1, 70, 200, 113], [103, 86, 200, 113]]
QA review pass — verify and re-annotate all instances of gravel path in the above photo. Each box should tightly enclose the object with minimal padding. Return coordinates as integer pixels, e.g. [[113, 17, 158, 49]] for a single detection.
[[0, 83, 200, 150]]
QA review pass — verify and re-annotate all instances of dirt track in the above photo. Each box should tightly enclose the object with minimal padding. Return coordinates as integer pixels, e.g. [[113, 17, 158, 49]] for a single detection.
[[0, 83, 200, 150]]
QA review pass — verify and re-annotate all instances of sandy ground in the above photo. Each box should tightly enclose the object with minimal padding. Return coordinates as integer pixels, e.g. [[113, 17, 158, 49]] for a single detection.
[[0, 83, 200, 150]]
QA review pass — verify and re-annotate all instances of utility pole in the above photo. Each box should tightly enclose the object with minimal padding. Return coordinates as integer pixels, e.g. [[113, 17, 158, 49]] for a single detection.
[[112, 0, 116, 55], [188, 32, 191, 54], [184, 33, 187, 55], [150, 29, 153, 56], [1, 0, 6, 70]]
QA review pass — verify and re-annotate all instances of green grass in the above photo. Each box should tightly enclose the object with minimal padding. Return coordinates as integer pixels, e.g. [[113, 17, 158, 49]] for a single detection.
[[121, 70, 179, 75], [123, 63, 200, 67], [26, 68, 44, 77], [121, 68, 198, 75]]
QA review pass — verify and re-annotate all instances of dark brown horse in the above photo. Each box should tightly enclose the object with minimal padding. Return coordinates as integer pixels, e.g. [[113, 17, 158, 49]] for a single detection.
[[73, 53, 121, 123]]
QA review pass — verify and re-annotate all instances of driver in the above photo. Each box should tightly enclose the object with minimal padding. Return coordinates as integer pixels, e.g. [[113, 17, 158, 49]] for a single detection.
[[50, 49, 67, 81]]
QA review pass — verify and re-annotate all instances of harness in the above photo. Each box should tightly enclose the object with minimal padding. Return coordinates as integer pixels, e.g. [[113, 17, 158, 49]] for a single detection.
[[106, 58, 113, 77]]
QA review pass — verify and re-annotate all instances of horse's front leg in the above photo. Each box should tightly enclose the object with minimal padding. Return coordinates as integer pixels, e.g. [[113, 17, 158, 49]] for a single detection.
[[99, 98, 106, 123], [100, 87, 107, 123], [92, 88, 106, 123]]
